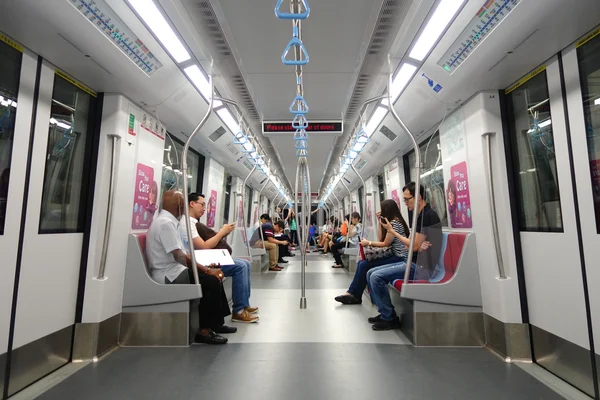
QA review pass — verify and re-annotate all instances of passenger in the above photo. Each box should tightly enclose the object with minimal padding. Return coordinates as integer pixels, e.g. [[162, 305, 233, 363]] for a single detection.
[[178, 192, 259, 323], [145, 191, 232, 345], [330, 212, 361, 268], [272, 220, 292, 264], [334, 199, 409, 305], [249, 214, 285, 271], [367, 182, 442, 331], [285, 210, 298, 248]]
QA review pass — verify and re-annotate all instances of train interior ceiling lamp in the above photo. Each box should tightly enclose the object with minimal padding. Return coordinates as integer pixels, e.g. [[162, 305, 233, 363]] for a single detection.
[[262, 121, 343, 134]]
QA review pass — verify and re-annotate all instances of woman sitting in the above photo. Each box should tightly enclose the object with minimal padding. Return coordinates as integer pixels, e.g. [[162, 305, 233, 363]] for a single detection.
[[330, 212, 361, 268], [334, 200, 409, 304]]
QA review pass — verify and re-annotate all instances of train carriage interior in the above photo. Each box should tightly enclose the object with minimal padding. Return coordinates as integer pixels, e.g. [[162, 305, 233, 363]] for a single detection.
[[1, 0, 600, 398]]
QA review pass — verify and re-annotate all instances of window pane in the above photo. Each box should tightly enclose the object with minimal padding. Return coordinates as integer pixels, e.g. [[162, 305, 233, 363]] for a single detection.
[[0, 41, 22, 235], [578, 34, 600, 234], [506, 71, 563, 231], [39, 75, 97, 233], [162, 134, 199, 193], [406, 132, 448, 227]]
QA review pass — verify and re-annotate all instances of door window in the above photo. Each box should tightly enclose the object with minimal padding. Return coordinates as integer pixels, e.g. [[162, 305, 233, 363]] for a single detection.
[[577, 33, 600, 233], [39, 74, 98, 233], [0, 40, 23, 234]]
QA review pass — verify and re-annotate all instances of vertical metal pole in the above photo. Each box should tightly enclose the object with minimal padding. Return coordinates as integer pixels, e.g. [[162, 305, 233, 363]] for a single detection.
[[242, 166, 257, 259], [482, 132, 506, 279], [96, 134, 121, 280], [386, 71, 420, 284], [183, 76, 213, 285]]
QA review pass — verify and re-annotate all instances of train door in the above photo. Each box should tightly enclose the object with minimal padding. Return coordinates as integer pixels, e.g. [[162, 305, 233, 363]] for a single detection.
[[2, 54, 99, 396], [504, 43, 600, 396]]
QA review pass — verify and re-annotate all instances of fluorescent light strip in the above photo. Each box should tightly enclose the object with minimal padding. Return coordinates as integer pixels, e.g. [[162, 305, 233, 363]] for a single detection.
[[365, 106, 389, 137], [595, 98, 600, 106], [183, 65, 222, 106], [390, 63, 418, 103], [216, 108, 241, 133], [409, 0, 465, 61], [127, 0, 191, 63]]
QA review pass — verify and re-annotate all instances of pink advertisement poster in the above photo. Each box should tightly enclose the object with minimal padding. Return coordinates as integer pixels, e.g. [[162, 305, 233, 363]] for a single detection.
[[391, 189, 400, 208], [237, 198, 246, 242], [132, 163, 157, 229], [207, 190, 217, 228], [447, 161, 472, 228], [253, 204, 259, 225]]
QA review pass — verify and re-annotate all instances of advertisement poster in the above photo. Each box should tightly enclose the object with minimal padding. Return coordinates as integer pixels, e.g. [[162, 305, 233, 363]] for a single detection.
[[207, 190, 217, 228], [447, 161, 472, 228], [391, 189, 400, 208], [253, 204, 259, 225], [132, 163, 157, 229]]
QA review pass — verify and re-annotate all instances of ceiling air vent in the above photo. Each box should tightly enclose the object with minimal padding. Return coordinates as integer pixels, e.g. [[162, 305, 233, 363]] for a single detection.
[[209, 126, 227, 142], [380, 125, 397, 141]]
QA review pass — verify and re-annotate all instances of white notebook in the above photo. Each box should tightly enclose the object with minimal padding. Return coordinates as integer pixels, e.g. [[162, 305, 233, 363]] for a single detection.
[[194, 249, 235, 267]]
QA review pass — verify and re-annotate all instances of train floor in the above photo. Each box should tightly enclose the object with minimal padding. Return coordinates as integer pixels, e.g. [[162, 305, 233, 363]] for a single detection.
[[14, 253, 587, 399]]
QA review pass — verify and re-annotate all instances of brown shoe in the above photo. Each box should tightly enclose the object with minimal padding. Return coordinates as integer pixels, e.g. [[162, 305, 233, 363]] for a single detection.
[[269, 266, 283, 271], [245, 306, 259, 314], [232, 310, 259, 323]]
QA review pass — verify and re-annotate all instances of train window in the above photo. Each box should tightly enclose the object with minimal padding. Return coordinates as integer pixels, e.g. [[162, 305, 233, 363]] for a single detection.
[[39, 74, 97, 233], [577, 33, 600, 234], [222, 174, 232, 223], [357, 186, 364, 217], [162, 133, 201, 193], [505, 70, 563, 232], [245, 185, 253, 226], [377, 174, 385, 203], [405, 131, 448, 227], [0, 40, 22, 235]]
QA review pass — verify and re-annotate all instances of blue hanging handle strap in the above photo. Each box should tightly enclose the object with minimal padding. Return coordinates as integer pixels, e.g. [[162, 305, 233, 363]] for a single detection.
[[295, 140, 307, 149], [275, 0, 310, 20], [290, 94, 309, 115], [292, 114, 308, 129], [282, 36, 309, 66], [294, 129, 308, 140], [233, 130, 247, 145], [296, 148, 308, 157]]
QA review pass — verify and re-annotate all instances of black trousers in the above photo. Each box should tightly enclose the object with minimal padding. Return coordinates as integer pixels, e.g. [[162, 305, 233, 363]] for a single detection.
[[276, 234, 291, 259], [331, 242, 346, 265], [166, 269, 231, 330]]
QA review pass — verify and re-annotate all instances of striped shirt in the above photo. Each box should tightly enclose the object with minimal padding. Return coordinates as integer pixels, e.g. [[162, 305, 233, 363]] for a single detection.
[[389, 220, 408, 260]]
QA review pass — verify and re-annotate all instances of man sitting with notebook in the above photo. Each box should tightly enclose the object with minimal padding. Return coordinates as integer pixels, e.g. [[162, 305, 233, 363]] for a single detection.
[[179, 192, 258, 324]]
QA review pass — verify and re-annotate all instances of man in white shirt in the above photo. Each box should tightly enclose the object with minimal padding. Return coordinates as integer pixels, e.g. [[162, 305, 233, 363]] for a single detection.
[[146, 191, 233, 345], [179, 192, 258, 323]]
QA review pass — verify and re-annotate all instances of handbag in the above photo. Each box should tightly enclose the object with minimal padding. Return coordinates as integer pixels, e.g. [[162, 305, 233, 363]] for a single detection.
[[362, 245, 393, 261], [195, 222, 233, 255]]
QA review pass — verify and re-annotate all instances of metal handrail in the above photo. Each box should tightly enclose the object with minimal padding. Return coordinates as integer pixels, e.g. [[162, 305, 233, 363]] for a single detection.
[[482, 132, 506, 279], [384, 71, 420, 284], [242, 166, 257, 259], [294, 157, 309, 309], [183, 77, 214, 285], [350, 164, 367, 239], [96, 134, 121, 280]]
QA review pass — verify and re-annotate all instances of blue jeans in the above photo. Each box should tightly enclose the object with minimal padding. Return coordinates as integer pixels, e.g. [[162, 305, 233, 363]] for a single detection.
[[220, 258, 252, 314], [367, 262, 417, 321], [347, 255, 403, 298]]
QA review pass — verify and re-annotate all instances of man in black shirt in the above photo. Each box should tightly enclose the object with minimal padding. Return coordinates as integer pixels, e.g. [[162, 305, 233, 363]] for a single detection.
[[366, 182, 442, 331]]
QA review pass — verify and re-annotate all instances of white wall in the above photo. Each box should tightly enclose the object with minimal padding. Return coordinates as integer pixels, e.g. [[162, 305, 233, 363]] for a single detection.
[[82, 94, 163, 324], [440, 91, 522, 324]]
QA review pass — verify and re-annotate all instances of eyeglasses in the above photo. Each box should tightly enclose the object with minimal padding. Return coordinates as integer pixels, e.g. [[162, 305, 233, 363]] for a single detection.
[[196, 201, 206, 207], [403, 196, 413, 202]]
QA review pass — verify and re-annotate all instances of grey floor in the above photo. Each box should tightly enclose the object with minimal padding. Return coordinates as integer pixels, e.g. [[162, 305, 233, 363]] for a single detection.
[[34, 252, 567, 399]]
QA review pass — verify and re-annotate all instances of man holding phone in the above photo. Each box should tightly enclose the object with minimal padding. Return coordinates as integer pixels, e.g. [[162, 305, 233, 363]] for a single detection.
[[249, 214, 286, 271], [179, 192, 259, 324]]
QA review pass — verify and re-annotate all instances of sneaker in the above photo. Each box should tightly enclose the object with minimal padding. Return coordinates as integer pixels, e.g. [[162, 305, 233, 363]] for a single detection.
[[194, 331, 228, 344], [368, 315, 382, 324], [232, 310, 259, 323], [372, 317, 401, 331], [213, 324, 237, 334], [245, 306, 259, 314]]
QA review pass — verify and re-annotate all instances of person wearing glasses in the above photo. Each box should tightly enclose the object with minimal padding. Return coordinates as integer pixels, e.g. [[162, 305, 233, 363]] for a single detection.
[[366, 182, 442, 331], [146, 191, 232, 345], [334, 199, 409, 305], [179, 192, 259, 324]]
